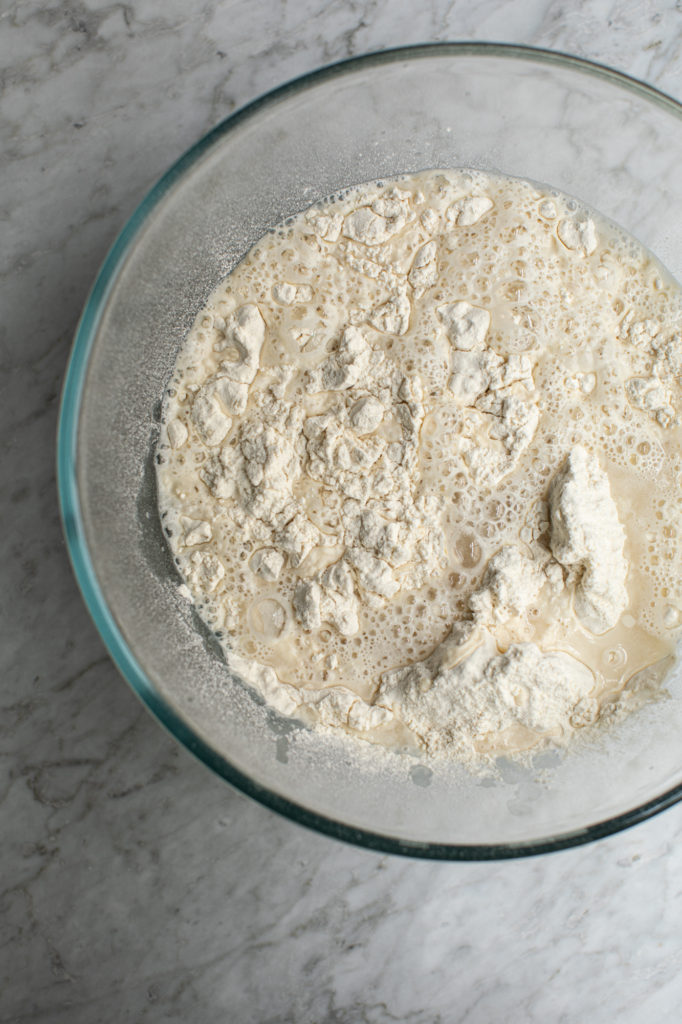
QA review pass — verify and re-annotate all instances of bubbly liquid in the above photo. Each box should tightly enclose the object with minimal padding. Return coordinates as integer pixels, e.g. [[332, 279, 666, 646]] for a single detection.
[[157, 169, 682, 738]]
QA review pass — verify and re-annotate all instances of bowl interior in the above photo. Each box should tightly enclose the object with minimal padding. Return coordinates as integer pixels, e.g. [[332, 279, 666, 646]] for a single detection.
[[61, 46, 682, 856]]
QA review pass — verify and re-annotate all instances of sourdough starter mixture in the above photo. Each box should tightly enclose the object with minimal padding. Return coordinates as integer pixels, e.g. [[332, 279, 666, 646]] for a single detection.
[[156, 170, 682, 764]]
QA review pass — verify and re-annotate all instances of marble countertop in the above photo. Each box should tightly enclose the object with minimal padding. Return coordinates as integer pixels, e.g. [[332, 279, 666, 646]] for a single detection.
[[3, 1, 682, 1021]]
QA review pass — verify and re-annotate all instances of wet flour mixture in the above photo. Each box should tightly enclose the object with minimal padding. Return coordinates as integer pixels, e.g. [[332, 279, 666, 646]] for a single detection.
[[156, 170, 682, 765]]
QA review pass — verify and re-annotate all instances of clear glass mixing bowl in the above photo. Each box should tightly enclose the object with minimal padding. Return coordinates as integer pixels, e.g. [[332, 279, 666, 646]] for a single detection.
[[58, 44, 682, 858]]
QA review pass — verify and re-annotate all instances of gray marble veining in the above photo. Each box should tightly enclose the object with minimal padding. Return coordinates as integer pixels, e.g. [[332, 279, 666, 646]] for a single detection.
[[2, 1, 682, 1021]]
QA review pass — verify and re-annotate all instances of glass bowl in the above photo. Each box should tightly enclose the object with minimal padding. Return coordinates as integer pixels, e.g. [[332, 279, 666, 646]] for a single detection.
[[58, 44, 682, 859]]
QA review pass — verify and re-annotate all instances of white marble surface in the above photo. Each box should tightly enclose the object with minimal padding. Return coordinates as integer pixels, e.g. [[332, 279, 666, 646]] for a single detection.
[[3, 1, 682, 1021]]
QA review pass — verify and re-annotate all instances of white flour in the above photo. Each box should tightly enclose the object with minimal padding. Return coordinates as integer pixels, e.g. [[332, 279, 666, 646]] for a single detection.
[[548, 446, 628, 634], [156, 169, 682, 766]]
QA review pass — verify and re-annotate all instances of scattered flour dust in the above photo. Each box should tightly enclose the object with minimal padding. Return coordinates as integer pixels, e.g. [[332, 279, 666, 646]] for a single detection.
[[156, 169, 682, 768]]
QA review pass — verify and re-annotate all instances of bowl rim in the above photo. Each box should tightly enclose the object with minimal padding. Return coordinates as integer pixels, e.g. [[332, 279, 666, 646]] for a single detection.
[[57, 41, 682, 860]]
